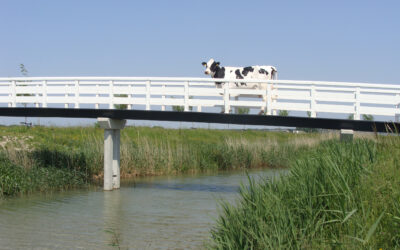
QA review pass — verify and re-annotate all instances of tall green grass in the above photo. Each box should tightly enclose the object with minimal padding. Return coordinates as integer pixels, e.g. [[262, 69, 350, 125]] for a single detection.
[[209, 137, 400, 249], [0, 152, 88, 198], [0, 126, 329, 177], [0, 125, 333, 197]]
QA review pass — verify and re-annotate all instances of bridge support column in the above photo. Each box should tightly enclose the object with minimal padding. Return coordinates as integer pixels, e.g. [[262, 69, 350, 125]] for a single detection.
[[340, 129, 354, 142], [97, 118, 126, 191]]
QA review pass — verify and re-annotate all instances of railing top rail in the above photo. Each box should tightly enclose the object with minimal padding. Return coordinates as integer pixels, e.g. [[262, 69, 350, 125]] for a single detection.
[[0, 77, 399, 90]]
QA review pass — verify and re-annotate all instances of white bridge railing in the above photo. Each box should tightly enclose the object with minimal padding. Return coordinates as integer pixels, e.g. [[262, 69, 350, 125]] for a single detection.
[[0, 77, 399, 121]]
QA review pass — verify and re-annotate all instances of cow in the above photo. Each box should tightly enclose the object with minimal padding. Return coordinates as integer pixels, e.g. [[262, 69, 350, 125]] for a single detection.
[[201, 58, 277, 114]]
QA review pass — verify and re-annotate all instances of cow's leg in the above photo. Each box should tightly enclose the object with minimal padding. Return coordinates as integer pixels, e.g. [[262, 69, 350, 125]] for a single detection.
[[258, 94, 267, 115]]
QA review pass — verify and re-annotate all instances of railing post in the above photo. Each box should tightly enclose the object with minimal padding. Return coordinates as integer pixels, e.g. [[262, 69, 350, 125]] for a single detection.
[[146, 80, 150, 110], [272, 85, 277, 116], [266, 84, 272, 115], [234, 96, 239, 114], [310, 84, 316, 118], [161, 83, 165, 111], [64, 82, 69, 108], [354, 86, 360, 120], [224, 82, 230, 114], [35, 82, 40, 108], [75, 80, 80, 109], [42, 80, 47, 108], [395, 93, 400, 122], [10, 80, 16, 107], [95, 83, 100, 109], [109, 80, 114, 109], [184, 81, 189, 112], [128, 83, 132, 110]]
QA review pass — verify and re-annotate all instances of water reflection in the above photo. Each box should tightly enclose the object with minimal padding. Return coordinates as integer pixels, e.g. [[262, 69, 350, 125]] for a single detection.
[[135, 182, 239, 193], [0, 169, 285, 249], [103, 190, 123, 248]]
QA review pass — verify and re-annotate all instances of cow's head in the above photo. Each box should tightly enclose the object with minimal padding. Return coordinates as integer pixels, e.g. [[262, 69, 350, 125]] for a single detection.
[[201, 58, 220, 77]]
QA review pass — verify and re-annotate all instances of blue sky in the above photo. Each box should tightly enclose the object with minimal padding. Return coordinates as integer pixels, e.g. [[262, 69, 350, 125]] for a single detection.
[[1, 0, 400, 83]]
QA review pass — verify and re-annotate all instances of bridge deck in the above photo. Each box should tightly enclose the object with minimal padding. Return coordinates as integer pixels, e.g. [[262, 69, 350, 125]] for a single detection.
[[0, 107, 398, 133]]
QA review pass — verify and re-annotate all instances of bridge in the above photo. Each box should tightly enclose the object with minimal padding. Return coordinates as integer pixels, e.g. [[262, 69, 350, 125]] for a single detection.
[[1, 77, 400, 119], [1, 76, 400, 191]]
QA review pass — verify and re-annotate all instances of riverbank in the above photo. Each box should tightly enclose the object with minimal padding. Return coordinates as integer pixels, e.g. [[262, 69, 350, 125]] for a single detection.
[[209, 136, 400, 249], [0, 125, 334, 197]]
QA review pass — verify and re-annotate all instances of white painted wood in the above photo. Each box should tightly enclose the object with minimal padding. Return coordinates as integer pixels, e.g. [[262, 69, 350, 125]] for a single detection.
[[310, 84, 316, 117], [1, 76, 399, 121], [146, 80, 150, 110], [396, 93, 400, 122], [266, 84, 272, 115], [42, 80, 47, 108], [36, 82, 40, 108], [223, 83, 230, 113], [272, 86, 277, 116], [75, 80, 80, 108], [64, 83, 69, 108], [184, 81, 189, 112], [234, 96, 239, 114], [10, 81, 16, 107], [161, 84, 165, 111], [96, 83, 100, 109], [354, 87, 360, 120], [109, 80, 114, 109]]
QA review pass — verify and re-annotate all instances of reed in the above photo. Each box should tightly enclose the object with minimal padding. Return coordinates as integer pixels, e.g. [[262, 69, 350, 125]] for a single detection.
[[209, 137, 400, 249], [0, 152, 88, 198], [0, 125, 333, 197]]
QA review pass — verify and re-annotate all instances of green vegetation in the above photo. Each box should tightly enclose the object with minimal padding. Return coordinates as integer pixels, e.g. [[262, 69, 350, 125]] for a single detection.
[[2, 125, 397, 247], [209, 136, 400, 249], [0, 126, 331, 197], [114, 94, 128, 110], [278, 110, 289, 116], [348, 114, 375, 121], [363, 114, 374, 121], [172, 96, 193, 112], [0, 152, 88, 198], [237, 107, 250, 114]]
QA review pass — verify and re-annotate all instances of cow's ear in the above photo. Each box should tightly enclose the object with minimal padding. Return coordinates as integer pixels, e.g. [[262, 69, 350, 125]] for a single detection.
[[215, 62, 220, 66], [201, 62, 207, 66]]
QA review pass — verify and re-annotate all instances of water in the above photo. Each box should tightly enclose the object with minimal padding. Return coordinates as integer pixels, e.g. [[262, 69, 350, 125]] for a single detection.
[[0, 169, 284, 249]]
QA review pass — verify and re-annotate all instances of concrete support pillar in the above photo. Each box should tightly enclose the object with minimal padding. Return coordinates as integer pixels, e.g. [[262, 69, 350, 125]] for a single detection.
[[103, 129, 114, 191], [112, 129, 121, 189], [340, 129, 354, 142], [98, 118, 126, 191]]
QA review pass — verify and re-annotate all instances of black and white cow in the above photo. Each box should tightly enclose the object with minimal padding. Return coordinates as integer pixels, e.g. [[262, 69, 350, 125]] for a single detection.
[[201, 58, 277, 114]]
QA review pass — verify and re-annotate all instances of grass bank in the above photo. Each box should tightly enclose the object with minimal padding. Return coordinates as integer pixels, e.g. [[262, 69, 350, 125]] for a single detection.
[[209, 136, 400, 249], [0, 126, 332, 197]]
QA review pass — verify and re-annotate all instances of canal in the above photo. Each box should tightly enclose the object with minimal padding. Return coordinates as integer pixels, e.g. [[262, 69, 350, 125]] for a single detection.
[[0, 169, 284, 249]]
